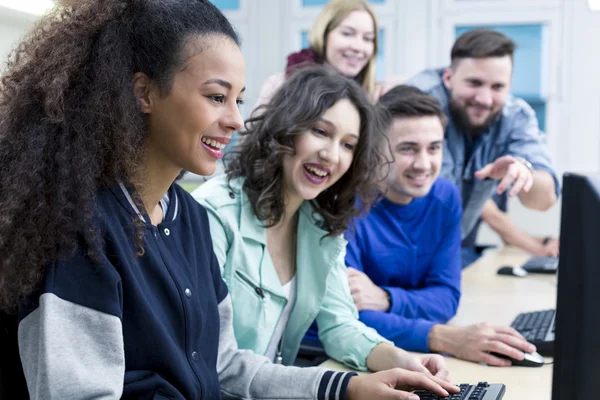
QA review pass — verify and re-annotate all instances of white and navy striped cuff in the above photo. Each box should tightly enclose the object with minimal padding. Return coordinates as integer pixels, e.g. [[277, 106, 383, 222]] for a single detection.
[[317, 371, 357, 400]]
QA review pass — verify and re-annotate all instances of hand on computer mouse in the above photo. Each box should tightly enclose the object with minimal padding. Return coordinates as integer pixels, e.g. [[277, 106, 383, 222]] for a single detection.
[[428, 323, 537, 367], [346, 369, 460, 400], [489, 351, 545, 367], [497, 265, 528, 277]]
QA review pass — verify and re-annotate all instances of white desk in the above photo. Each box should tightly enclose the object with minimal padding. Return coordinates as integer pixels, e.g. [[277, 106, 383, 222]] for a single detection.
[[321, 247, 556, 399]]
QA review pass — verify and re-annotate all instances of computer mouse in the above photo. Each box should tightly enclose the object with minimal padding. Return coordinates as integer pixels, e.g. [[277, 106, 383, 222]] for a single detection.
[[490, 351, 545, 367], [496, 265, 528, 277]]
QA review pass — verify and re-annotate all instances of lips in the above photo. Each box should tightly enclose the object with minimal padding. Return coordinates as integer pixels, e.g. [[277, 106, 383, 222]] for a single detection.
[[342, 54, 365, 68], [405, 174, 431, 187], [303, 163, 330, 185], [201, 136, 231, 160]]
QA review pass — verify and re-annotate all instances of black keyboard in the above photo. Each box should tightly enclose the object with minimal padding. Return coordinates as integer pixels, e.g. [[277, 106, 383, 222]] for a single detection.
[[511, 309, 555, 356], [521, 256, 558, 274], [413, 382, 505, 400]]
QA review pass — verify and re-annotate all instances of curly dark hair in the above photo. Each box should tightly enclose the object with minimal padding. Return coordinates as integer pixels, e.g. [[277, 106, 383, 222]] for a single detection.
[[0, 0, 239, 311], [226, 66, 390, 237]]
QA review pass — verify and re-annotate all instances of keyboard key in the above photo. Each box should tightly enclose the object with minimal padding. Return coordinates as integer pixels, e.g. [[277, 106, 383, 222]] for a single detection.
[[413, 383, 505, 400]]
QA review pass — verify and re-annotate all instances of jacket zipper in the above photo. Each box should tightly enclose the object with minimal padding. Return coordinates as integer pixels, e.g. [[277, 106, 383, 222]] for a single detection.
[[235, 270, 265, 298]]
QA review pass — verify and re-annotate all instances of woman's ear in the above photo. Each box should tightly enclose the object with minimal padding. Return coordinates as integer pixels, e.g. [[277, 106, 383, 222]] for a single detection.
[[132, 72, 155, 114]]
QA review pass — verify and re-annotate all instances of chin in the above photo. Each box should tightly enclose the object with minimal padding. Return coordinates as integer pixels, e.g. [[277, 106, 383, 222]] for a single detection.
[[297, 187, 321, 201], [187, 163, 217, 177], [409, 186, 432, 199], [337, 65, 360, 78], [301, 191, 320, 201]]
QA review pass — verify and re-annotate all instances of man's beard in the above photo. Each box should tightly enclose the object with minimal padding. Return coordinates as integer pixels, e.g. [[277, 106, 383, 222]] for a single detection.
[[449, 97, 501, 136]]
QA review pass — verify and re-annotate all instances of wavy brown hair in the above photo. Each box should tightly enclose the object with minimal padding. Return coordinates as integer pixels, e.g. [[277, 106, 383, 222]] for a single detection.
[[226, 66, 390, 237], [0, 0, 239, 311]]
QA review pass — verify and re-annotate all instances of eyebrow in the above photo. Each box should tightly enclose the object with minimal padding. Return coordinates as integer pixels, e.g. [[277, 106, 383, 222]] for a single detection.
[[203, 78, 246, 92], [339, 24, 374, 35], [318, 118, 359, 140], [397, 140, 442, 146]]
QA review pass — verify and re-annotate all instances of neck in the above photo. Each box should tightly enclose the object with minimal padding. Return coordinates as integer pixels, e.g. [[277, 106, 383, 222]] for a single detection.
[[384, 190, 413, 206], [278, 192, 303, 231], [137, 145, 182, 225]]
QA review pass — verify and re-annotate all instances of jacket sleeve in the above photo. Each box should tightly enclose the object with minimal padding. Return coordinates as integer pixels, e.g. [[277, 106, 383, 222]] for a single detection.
[[197, 198, 231, 276], [18, 252, 125, 400], [505, 103, 560, 198], [316, 247, 391, 371]]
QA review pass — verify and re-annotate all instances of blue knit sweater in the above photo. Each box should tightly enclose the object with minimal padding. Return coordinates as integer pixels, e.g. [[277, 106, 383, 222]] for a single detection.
[[345, 178, 463, 352]]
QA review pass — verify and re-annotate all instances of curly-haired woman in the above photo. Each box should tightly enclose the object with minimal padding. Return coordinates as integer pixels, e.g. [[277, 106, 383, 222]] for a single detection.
[[192, 66, 452, 383], [0, 1, 458, 399]]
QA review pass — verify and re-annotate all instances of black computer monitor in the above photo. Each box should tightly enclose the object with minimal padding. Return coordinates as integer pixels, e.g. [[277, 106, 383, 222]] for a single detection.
[[552, 173, 600, 399]]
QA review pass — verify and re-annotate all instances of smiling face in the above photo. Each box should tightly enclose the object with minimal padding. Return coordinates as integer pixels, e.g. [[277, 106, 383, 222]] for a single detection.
[[385, 115, 444, 205], [443, 56, 512, 135], [282, 98, 360, 204], [324, 10, 375, 78], [141, 35, 245, 177]]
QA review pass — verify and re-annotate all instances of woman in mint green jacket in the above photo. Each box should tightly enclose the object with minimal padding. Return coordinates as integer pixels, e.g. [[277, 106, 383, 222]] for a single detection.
[[192, 66, 449, 378]]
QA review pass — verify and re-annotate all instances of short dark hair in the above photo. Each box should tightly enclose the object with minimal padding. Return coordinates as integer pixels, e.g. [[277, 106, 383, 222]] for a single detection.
[[378, 85, 448, 128], [451, 28, 516, 66], [227, 65, 390, 237]]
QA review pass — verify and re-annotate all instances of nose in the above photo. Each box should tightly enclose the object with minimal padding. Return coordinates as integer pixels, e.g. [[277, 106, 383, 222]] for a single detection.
[[474, 87, 493, 107], [319, 141, 340, 165], [348, 36, 370, 54], [221, 103, 244, 133], [413, 149, 431, 171]]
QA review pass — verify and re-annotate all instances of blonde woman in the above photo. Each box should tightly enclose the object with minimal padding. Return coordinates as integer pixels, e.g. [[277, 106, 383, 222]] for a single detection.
[[255, 0, 396, 106]]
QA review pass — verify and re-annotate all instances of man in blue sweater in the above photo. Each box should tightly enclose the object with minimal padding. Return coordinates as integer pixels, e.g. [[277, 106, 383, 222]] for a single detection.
[[346, 85, 536, 366]]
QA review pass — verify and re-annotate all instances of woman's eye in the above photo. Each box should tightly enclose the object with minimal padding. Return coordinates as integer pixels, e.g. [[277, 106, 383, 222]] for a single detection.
[[209, 95, 225, 104], [312, 128, 326, 136], [343, 143, 355, 151], [236, 99, 244, 107]]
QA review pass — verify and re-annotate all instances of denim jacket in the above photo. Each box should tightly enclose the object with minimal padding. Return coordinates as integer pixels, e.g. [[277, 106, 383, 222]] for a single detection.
[[407, 68, 560, 238], [191, 175, 388, 370]]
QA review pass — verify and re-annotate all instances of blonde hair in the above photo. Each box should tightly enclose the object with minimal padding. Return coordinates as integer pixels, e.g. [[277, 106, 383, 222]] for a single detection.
[[308, 0, 379, 95]]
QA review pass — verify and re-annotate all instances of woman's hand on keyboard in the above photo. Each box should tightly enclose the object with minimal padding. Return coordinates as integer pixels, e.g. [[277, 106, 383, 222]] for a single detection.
[[346, 368, 460, 400], [366, 343, 450, 381]]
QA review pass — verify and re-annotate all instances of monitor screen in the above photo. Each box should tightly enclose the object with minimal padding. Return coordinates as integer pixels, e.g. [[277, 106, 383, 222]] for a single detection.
[[552, 173, 600, 399]]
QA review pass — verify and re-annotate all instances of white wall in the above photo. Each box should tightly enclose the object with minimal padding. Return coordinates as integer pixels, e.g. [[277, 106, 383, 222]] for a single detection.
[[0, 6, 37, 72]]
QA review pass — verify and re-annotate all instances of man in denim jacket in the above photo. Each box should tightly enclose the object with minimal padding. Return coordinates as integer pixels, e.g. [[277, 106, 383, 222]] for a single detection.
[[407, 29, 559, 266]]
